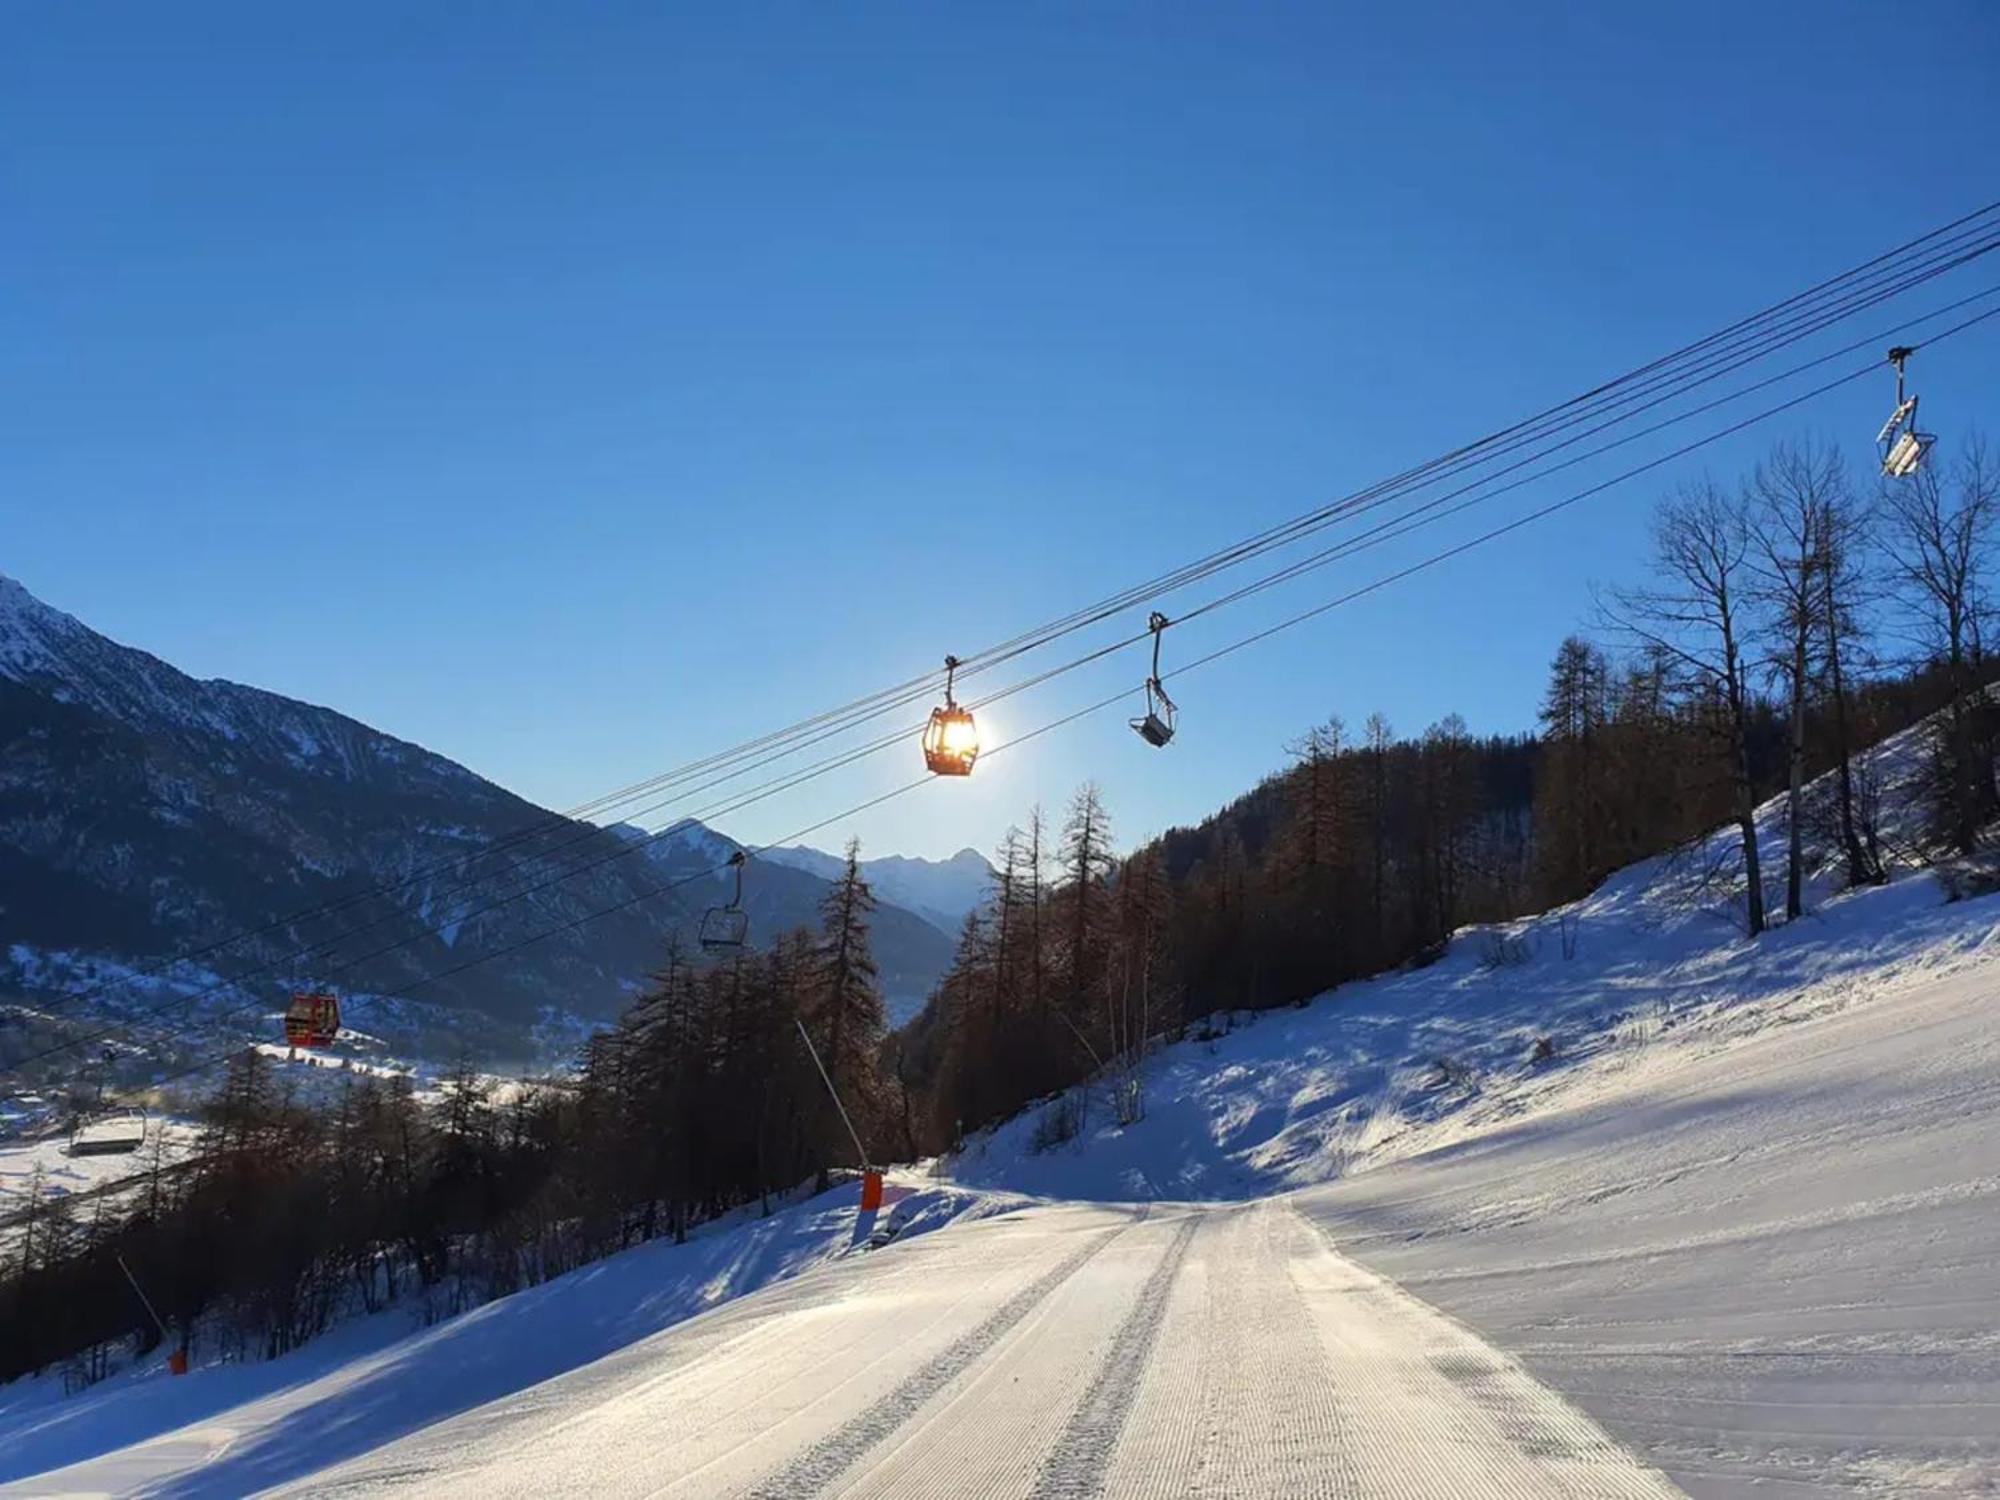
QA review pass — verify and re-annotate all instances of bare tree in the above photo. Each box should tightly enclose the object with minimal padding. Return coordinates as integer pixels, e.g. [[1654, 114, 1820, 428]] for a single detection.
[[1606, 480, 1766, 935], [1746, 440, 1841, 919], [1817, 476, 1886, 884], [1883, 437, 2000, 853]]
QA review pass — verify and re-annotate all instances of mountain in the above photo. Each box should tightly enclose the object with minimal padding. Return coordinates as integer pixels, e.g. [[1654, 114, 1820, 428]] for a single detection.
[[761, 843, 993, 937], [0, 575, 955, 1071]]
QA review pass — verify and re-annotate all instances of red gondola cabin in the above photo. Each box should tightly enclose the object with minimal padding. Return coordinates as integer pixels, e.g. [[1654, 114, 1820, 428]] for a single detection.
[[284, 991, 342, 1048]]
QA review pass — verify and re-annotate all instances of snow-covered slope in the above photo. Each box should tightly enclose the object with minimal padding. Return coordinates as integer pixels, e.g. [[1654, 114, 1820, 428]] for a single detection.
[[0, 1175, 1020, 1496], [6, 720, 1994, 1497], [762, 842, 994, 937], [934, 721, 2000, 1494], [0, 1118, 202, 1252]]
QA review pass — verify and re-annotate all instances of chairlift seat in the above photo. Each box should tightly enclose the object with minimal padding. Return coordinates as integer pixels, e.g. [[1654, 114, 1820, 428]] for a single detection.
[[1131, 672, 1177, 748], [1883, 427, 1933, 478], [1877, 350, 1934, 480], [699, 906, 750, 951]]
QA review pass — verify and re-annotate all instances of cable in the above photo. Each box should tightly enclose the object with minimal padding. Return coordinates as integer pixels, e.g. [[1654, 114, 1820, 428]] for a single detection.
[[23, 270, 2000, 1075], [40, 203, 2000, 1022], [39, 291, 1998, 1090]]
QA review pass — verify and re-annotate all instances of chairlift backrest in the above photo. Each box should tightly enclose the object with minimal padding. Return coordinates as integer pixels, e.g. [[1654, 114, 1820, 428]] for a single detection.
[[1884, 427, 1932, 479]]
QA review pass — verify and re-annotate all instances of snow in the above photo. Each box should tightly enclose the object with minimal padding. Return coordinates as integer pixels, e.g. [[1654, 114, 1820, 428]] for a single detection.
[[0, 1119, 201, 1252], [642, 818, 743, 868], [763, 842, 995, 933], [921, 719, 2000, 1494], [0, 571, 83, 683], [5, 1194, 1685, 1499], [0, 1177, 1015, 1497], [6, 719, 1996, 1495]]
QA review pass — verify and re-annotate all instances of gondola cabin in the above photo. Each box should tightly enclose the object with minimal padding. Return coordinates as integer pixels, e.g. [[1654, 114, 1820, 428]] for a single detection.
[[284, 991, 342, 1049], [922, 655, 980, 776], [922, 704, 980, 776]]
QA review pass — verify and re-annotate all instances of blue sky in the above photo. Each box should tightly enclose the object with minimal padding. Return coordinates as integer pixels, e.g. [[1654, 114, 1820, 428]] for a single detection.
[[6, 2, 1999, 861]]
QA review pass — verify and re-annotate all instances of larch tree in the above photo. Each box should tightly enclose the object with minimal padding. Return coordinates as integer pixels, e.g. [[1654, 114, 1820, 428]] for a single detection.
[[1814, 474, 1885, 885], [803, 838, 886, 1185], [1883, 436, 2000, 853], [1608, 480, 1768, 936], [1747, 440, 1842, 920], [1058, 782, 1115, 1037]]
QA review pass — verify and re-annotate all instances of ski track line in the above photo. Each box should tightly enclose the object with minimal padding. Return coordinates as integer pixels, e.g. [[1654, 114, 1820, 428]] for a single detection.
[[1289, 1204, 1687, 1499], [1021, 1213, 1200, 1500], [489, 1272, 970, 1499], [603, 1212, 1123, 1500], [831, 1211, 1199, 1499], [283, 1211, 1078, 1500], [1102, 1201, 1359, 1499], [740, 1214, 1138, 1499], [622, 1215, 1117, 1500]]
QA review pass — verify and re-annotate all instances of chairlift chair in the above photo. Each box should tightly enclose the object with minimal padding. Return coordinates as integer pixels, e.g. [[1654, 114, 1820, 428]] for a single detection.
[[1130, 613, 1177, 747], [700, 851, 751, 951], [1878, 345, 1936, 479], [283, 990, 342, 1049], [922, 655, 980, 776]]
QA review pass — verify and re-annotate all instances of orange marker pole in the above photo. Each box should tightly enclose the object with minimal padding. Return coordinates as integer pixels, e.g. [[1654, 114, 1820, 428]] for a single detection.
[[796, 1019, 876, 1198]]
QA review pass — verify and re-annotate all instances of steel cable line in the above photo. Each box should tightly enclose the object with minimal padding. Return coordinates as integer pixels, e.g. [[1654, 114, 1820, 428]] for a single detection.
[[22, 273, 2000, 1071], [930, 279, 2000, 722], [26, 209, 2000, 1037], [353, 296, 2000, 1014], [1172, 283, 2000, 628], [43, 294, 2000, 1092], [46, 207, 2000, 1020], [942, 208, 2000, 676]]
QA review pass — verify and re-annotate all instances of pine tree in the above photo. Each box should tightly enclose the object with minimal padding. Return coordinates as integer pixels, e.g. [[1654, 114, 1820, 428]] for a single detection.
[[802, 839, 885, 1183]]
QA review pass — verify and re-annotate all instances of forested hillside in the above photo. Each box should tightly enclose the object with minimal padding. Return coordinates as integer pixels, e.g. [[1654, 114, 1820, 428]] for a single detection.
[[904, 436, 2000, 1144], [8, 434, 1998, 1389]]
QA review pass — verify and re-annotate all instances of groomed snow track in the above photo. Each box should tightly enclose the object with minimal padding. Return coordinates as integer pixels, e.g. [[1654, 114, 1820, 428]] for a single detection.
[[250, 1200, 1681, 1500]]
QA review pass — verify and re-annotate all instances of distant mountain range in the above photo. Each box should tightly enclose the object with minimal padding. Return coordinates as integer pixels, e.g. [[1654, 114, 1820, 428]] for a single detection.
[[761, 843, 991, 935], [0, 574, 982, 1075]]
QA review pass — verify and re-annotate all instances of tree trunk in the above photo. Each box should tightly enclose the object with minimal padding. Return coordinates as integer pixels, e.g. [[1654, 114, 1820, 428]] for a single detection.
[[1822, 568, 1875, 885], [1785, 632, 1808, 921]]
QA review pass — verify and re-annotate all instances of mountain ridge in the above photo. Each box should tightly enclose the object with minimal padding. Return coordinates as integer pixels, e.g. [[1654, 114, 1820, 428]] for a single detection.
[[0, 574, 956, 1073]]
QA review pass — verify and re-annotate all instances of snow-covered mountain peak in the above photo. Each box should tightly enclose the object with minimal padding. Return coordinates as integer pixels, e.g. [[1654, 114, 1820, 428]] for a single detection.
[[0, 572, 88, 682], [761, 841, 994, 935]]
